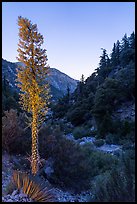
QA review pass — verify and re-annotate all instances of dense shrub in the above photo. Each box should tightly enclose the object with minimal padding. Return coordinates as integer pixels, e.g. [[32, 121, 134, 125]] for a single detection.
[[2, 79, 21, 114], [2, 109, 31, 155], [91, 151, 135, 202], [106, 133, 120, 144], [52, 141, 94, 192], [67, 107, 87, 126], [39, 125, 118, 192], [93, 139, 105, 147], [122, 141, 134, 151], [93, 78, 124, 115], [2, 109, 23, 153], [11, 155, 31, 171], [51, 119, 73, 135], [95, 116, 135, 142], [38, 124, 58, 159], [72, 126, 90, 139], [95, 112, 113, 138]]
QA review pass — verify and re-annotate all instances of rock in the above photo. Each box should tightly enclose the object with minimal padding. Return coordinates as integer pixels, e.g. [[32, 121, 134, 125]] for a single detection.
[[6, 199, 13, 202], [79, 141, 85, 145], [78, 136, 96, 145], [90, 126, 95, 131], [44, 157, 54, 179], [65, 133, 75, 141], [97, 144, 122, 155], [44, 166, 54, 176], [19, 193, 27, 198], [14, 194, 20, 199], [11, 189, 18, 196]]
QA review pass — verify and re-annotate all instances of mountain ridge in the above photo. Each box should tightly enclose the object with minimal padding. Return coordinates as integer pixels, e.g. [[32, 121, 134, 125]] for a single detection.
[[2, 58, 79, 100]]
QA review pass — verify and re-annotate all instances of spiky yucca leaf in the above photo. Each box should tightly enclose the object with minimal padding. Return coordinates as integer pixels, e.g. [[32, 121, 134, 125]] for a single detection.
[[12, 170, 55, 202]]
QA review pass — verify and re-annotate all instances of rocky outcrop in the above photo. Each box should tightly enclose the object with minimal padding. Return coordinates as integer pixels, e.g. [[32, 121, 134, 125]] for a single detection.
[[65, 133, 123, 155], [112, 101, 135, 122]]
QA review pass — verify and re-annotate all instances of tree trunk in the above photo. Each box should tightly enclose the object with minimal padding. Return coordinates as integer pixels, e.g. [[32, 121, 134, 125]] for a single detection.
[[31, 112, 39, 175]]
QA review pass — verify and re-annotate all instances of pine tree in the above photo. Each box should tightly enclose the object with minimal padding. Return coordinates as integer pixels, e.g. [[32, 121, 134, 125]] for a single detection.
[[121, 33, 129, 50], [67, 85, 70, 101], [80, 74, 85, 83], [16, 16, 50, 175], [111, 40, 121, 66], [120, 33, 134, 66], [79, 74, 85, 96], [129, 32, 135, 49], [115, 40, 121, 65], [96, 49, 111, 80], [111, 43, 116, 66], [99, 48, 108, 69]]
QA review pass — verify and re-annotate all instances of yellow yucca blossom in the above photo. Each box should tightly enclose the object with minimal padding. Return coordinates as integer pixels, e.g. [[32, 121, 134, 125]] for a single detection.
[[16, 16, 51, 175]]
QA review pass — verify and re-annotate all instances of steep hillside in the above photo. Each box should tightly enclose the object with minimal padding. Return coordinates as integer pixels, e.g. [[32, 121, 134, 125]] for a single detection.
[[2, 59, 78, 100], [52, 32, 135, 144], [47, 68, 78, 95]]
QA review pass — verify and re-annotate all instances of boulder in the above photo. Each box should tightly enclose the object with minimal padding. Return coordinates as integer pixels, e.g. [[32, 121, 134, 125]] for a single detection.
[[11, 189, 18, 196], [44, 157, 54, 179]]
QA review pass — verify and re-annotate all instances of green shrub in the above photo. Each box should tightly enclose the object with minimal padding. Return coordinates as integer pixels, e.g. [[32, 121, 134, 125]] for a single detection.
[[72, 126, 89, 139], [39, 130, 94, 192], [93, 139, 105, 147], [106, 133, 120, 144], [38, 124, 118, 192], [48, 141, 117, 192], [67, 107, 87, 126], [122, 141, 134, 151], [51, 142, 93, 192], [95, 112, 113, 138], [90, 151, 118, 174], [91, 152, 135, 202], [38, 124, 60, 159], [90, 129, 97, 136], [11, 155, 31, 171], [51, 119, 73, 135]]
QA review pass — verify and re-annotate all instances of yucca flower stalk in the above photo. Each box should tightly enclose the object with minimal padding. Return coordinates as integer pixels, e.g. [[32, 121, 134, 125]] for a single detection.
[[16, 16, 51, 175]]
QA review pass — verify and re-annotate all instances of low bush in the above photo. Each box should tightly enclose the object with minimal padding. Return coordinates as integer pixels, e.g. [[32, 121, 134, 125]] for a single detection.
[[105, 133, 120, 144], [122, 140, 134, 151], [46, 140, 117, 192], [2, 109, 23, 153], [38, 124, 60, 159], [67, 107, 87, 126], [91, 151, 135, 202], [11, 155, 31, 171], [38, 123, 118, 192], [93, 139, 105, 147], [51, 141, 93, 192], [72, 126, 90, 139], [2, 109, 31, 155]]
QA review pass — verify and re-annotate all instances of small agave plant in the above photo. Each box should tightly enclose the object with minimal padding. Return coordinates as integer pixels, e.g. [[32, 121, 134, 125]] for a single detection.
[[12, 170, 55, 202]]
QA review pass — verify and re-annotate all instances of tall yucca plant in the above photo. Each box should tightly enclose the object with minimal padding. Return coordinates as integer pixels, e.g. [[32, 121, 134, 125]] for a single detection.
[[16, 16, 51, 175]]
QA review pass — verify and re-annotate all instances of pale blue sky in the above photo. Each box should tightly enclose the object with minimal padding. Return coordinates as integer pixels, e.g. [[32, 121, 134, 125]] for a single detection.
[[2, 2, 135, 80]]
